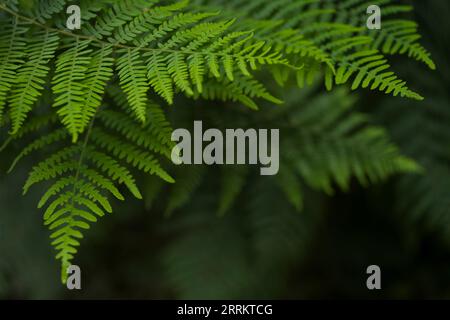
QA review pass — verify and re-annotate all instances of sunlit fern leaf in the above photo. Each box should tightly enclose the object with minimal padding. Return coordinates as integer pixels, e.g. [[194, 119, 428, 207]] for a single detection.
[[0, 113, 59, 153], [139, 17, 288, 104], [8, 127, 69, 173], [21, 142, 132, 283], [97, 110, 171, 158], [146, 51, 174, 104], [117, 48, 150, 122], [82, 0, 150, 39], [372, 19, 435, 70], [195, 0, 431, 96], [334, 49, 423, 100], [193, 74, 282, 110], [105, 85, 175, 156], [0, 0, 289, 134], [51, 39, 92, 142], [0, 16, 27, 122], [134, 10, 219, 47], [329, 0, 436, 70], [79, 0, 109, 22], [80, 44, 114, 131], [90, 127, 174, 183], [9, 30, 59, 134], [188, 53, 206, 92]]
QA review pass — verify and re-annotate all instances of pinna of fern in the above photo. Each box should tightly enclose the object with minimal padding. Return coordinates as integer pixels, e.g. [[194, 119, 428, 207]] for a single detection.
[[0, 0, 292, 283], [0, 0, 290, 141], [193, 0, 433, 98], [143, 86, 422, 216], [0, 0, 435, 140], [3, 89, 175, 282]]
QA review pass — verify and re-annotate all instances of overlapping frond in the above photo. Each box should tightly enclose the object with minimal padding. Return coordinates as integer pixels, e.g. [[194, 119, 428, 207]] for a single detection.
[[5, 96, 174, 280], [194, 0, 432, 98], [51, 39, 92, 142], [34, 0, 67, 23], [0, 0, 436, 284], [0, 0, 288, 139], [329, 0, 436, 69], [9, 30, 59, 134], [279, 88, 420, 197], [79, 0, 288, 114], [193, 74, 283, 110], [161, 86, 420, 214], [0, 16, 27, 122]]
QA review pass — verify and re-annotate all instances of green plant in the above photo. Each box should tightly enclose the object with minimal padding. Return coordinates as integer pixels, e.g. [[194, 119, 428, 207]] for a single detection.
[[374, 0, 450, 244], [0, 0, 433, 283]]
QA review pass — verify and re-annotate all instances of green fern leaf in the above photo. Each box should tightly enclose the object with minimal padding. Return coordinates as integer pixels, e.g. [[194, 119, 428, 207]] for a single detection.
[[80, 44, 114, 130], [117, 48, 151, 121], [0, 16, 27, 122], [9, 30, 59, 134], [52, 39, 93, 142]]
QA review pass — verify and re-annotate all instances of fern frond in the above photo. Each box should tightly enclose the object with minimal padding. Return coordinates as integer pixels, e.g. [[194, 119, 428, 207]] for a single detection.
[[83, 0, 149, 39], [107, 85, 174, 155], [51, 39, 92, 142], [195, 0, 431, 97], [146, 51, 174, 104], [9, 30, 59, 134], [97, 109, 172, 157], [116, 48, 150, 122], [330, 1, 436, 69], [90, 127, 174, 183], [372, 19, 436, 70], [8, 128, 69, 173], [1, 0, 289, 133], [7, 101, 174, 280], [0, 0, 437, 285], [0, 16, 27, 122], [80, 44, 114, 130], [334, 50, 423, 100]]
